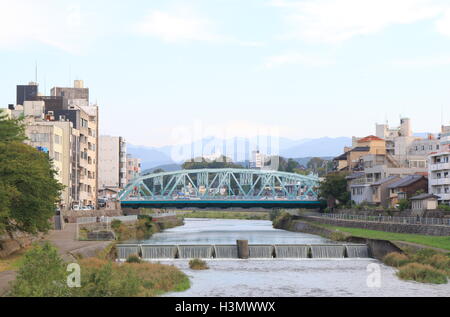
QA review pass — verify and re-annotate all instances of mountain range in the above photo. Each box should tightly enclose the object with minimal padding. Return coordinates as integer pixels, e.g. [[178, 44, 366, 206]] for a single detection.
[[128, 136, 352, 171]]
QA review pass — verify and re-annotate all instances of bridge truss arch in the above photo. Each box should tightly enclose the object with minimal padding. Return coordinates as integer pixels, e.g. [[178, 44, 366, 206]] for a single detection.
[[118, 168, 320, 203]]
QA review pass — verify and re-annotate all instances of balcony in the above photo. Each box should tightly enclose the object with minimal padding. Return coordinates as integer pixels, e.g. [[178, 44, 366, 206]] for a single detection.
[[429, 178, 450, 186], [430, 163, 450, 171]]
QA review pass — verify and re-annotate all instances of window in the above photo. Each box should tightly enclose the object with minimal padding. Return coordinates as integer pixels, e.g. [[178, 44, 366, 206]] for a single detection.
[[30, 133, 49, 142], [54, 135, 61, 144], [54, 152, 61, 161]]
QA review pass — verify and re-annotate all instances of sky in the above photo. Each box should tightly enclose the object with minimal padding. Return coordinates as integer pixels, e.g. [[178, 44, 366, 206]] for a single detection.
[[1, 0, 450, 147]]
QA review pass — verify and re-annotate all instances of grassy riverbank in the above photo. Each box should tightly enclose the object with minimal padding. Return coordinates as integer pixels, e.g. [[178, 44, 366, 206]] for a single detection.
[[181, 210, 269, 220], [310, 222, 450, 251]]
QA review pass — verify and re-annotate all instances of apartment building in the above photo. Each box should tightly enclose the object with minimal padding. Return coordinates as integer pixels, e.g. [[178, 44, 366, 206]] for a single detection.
[[428, 126, 450, 205], [23, 121, 66, 206], [10, 80, 99, 209], [126, 154, 141, 184], [98, 136, 127, 191], [49, 80, 99, 208]]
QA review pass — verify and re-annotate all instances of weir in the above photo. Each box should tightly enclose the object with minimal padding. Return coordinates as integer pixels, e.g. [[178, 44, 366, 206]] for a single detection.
[[345, 244, 370, 258], [248, 245, 274, 258], [116, 243, 370, 260], [178, 245, 214, 259], [310, 245, 345, 258], [117, 244, 141, 261], [274, 245, 309, 258], [214, 245, 238, 258], [141, 245, 178, 259]]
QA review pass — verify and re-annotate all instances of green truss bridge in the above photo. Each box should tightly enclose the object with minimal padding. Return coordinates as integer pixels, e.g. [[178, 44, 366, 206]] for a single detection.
[[118, 168, 324, 209]]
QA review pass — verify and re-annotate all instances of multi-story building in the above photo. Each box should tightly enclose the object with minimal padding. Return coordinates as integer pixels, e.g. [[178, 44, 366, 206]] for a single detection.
[[16, 82, 38, 106], [51, 80, 89, 102], [11, 80, 99, 209], [98, 136, 127, 191], [250, 150, 266, 169], [49, 80, 98, 208], [428, 126, 450, 205], [126, 154, 141, 184]]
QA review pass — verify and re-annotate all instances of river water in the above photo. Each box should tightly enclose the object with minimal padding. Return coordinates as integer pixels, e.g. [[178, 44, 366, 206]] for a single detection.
[[141, 218, 450, 297]]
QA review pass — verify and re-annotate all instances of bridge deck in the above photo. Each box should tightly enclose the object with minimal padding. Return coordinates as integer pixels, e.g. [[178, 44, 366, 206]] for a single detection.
[[121, 199, 326, 209]]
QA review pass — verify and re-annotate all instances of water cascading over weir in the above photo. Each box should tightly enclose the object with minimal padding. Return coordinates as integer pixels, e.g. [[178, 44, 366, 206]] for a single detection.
[[116, 243, 370, 261]]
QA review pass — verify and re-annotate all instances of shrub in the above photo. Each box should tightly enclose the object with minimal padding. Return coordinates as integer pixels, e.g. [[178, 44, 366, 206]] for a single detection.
[[9, 242, 71, 297], [438, 204, 450, 212], [409, 249, 440, 263], [397, 263, 448, 284], [126, 254, 142, 264], [189, 258, 209, 270], [329, 231, 347, 242], [398, 199, 411, 211], [272, 212, 293, 229], [383, 252, 410, 268], [421, 254, 450, 275], [110, 219, 122, 231], [76, 258, 190, 297]]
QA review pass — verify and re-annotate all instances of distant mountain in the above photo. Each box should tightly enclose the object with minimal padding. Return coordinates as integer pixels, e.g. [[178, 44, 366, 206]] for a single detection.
[[127, 136, 351, 171], [280, 137, 351, 158], [142, 163, 182, 175], [127, 144, 173, 171]]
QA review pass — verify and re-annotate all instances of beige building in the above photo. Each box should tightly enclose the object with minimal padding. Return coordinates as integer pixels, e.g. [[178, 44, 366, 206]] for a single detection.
[[23, 121, 66, 206], [51, 81, 99, 208], [98, 135, 127, 190], [126, 154, 141, 184]]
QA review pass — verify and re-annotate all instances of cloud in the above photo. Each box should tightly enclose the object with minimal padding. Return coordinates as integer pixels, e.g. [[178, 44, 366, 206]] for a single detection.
[[270, 0, 447, 44], [134, 7, 225, 44], [264, 52, 333, 68], [392, 55, 450, 67], [0, 1, 103, 54], [435, 9, 450, 37]]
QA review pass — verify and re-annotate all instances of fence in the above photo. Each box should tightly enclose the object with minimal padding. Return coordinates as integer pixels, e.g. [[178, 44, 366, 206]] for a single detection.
[[76, 215, 138, 224], [148, 212, 177, 219], [318, 213, 450, 226]]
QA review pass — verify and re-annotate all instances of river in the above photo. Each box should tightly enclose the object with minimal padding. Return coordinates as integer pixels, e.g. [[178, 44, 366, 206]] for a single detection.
[[140, 218, 450, 297]]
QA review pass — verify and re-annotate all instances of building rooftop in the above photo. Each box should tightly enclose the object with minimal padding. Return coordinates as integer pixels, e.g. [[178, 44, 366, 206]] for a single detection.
[[358, 135, 384, 143], [410, 193, 439, 200], [387, 175, 425, 189], [371, 176, 400, 186]]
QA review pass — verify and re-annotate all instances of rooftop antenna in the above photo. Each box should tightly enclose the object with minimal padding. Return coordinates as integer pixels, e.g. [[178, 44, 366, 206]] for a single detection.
[[35, 60, 38, 83]]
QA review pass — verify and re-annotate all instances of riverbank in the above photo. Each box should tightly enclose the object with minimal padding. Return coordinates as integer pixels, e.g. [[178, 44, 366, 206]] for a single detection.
[[291, 216, 450, 252]]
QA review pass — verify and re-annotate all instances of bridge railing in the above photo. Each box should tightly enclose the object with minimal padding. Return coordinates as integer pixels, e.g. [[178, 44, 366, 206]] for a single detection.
[[318, 213, 450, 226]]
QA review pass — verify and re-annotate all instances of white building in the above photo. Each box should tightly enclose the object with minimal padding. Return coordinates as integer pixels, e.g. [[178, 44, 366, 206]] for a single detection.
[[250, 150, 266, 169], [98, 135, 127, 190], [428, 126, 450, 205]]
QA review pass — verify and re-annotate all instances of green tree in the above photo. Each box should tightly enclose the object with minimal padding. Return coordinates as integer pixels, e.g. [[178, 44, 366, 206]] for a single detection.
[[152, 168, 165, 174], [0, 110, 25, 142], [0, 112, 62, 235], [319, 173, 351, 208], [9, 242, 71, 297]]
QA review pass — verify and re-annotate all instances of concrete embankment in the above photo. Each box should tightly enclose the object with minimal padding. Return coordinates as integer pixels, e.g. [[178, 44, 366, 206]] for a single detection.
[[299, 215, 450, 236], [288, 220, 403, 261]]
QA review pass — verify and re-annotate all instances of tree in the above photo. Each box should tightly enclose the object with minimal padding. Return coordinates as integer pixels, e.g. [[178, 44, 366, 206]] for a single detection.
[[319, 173, 351, 209], [152, 168, 165, 174], [0, 112, 62, 235], [0, 110, 25, 142], [9, 242, 71, 297], [182, 156, 242, 170]]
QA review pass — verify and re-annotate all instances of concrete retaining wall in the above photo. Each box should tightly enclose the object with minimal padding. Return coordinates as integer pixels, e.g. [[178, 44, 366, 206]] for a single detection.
[[299, 216, 450, 236], [63, 209, 123, 223], [290, 220, 403, 261]]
